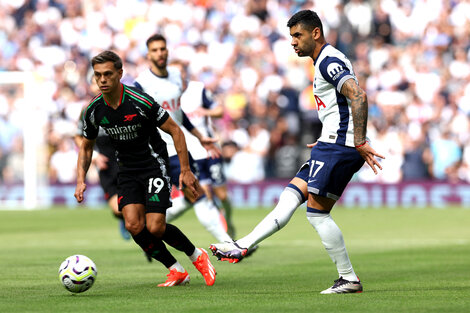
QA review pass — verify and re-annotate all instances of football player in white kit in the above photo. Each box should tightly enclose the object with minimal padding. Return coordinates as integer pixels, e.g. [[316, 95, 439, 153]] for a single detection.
[[210, 10, 384, 294], [134, 34, 233, 244], [169, 60, 236, 238]]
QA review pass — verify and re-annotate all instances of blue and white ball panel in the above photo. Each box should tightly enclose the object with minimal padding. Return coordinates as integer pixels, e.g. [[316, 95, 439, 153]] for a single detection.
[[295, 142, 364, 200], [195, 157, 226, 186], [168, 153, 200, 187]]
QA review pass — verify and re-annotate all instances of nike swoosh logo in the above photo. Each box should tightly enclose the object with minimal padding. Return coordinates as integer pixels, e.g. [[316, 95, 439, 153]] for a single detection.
[[308, 179, 317, 183]]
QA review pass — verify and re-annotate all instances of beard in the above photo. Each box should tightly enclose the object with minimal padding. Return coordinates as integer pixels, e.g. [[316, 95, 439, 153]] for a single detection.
[[152, 58, 167, 70]]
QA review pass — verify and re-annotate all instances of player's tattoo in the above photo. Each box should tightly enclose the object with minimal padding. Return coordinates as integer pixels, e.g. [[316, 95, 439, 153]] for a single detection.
[[80, 154, 92, 174], [341, 79, 368, 146], [78, 144, 93, 176]]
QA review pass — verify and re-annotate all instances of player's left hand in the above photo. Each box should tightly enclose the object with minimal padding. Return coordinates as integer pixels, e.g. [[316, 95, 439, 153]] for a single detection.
[[356, 142, 385, 175], [306, 142, 318, 149], [200, 136, 221, 158], [179, 170, 200, 198], [94, 153, 109, 170]]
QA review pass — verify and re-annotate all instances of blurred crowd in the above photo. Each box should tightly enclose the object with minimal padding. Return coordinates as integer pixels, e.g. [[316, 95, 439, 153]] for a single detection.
[[0, 0, 469, 186]]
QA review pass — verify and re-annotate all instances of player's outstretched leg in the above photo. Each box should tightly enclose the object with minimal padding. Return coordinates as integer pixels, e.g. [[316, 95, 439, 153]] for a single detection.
[[320, 277, 363, 294], [209, 241, 248, 263], [210, 187, 302, 263]]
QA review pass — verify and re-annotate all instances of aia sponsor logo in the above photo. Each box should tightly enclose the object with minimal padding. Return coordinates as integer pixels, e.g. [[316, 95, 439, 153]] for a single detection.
[[160, 98, 180, 112], [314, 95, 326, 110]]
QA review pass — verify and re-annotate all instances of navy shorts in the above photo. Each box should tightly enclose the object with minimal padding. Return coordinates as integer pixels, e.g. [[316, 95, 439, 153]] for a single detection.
[[195, 157, 226, 186], [117, 166, 172, 214], [168, 153, 199, 187], [295, 141, 364, 200]]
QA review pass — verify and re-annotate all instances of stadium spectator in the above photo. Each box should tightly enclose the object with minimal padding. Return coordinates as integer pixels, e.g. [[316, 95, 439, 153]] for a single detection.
[[2, 135, 24, 184], [401, 134, 432, 181], [430, 128, 463, 180], [49, 137, 77, 184]]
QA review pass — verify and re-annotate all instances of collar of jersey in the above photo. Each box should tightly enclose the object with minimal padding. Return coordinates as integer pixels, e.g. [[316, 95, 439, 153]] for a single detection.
[[149, 68, 169, 78], [313, 43, 330, 65], [103, 83, 125, 107]]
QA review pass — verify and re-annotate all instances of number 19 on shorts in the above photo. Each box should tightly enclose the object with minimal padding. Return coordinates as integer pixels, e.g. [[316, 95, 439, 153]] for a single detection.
[[148, 178, 164, 193]]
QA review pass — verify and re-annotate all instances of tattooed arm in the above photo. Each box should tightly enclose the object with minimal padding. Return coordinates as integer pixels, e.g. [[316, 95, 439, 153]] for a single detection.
[[74, 137, 95, 203], [340, 78, 385, 174], [340, 79, 368, 146]]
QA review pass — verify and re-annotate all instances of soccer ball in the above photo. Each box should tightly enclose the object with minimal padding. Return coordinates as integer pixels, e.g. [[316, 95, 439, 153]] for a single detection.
[[58, 255, 98, 293]]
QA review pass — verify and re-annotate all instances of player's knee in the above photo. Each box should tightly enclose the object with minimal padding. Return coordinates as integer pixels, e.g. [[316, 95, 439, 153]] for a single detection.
[[147, 223, 166, 238], [125, 220, 144, 236]]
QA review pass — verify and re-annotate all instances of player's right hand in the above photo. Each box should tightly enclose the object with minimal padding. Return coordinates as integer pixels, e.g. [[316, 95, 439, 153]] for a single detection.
[[200, 136, 221, 159], [74, 182, 87, 203]]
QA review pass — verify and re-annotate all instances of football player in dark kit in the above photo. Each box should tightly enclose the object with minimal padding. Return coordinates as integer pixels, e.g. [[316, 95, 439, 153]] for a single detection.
[[74, 50, 216, 287]]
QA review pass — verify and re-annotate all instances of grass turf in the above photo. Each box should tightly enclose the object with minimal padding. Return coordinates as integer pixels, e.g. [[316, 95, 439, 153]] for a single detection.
[[0, 206, 469, 312]]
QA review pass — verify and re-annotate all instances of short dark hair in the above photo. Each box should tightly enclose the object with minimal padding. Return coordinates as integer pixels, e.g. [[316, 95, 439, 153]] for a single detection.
[[287, 10, 323, 36], [91, 50, 122, 70], [146, 34, 166, 47]]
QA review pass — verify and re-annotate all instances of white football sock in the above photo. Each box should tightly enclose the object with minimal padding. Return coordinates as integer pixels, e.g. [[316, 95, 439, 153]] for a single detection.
[[307, 212, 358, 282], [236, 188, 302, 249], [189, 248, 202, 262], [166, 196, 191, 222], [169, 261, 185, 273], [194, 197, 233, 242]]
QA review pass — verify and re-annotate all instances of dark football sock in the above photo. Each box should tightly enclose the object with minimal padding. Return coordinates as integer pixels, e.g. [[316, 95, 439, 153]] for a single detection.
[[221, 198, 233, 222], [132, 227, 176, 268], [162, 223, 196, 256]]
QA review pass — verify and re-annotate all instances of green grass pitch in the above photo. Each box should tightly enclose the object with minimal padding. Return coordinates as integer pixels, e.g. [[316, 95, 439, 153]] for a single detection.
[[0, 206, 469, 313]]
